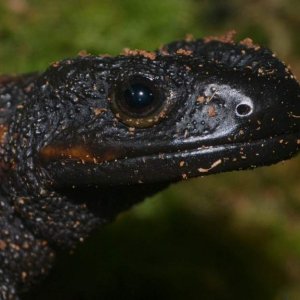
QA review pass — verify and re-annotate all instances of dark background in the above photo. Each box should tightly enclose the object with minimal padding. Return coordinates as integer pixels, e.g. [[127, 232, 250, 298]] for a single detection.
[[1, 0, 299, 299]]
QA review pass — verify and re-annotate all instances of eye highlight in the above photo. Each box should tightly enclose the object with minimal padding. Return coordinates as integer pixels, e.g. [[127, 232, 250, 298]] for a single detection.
[[111, 76, 169, 128], [124, 83, 155, 112]]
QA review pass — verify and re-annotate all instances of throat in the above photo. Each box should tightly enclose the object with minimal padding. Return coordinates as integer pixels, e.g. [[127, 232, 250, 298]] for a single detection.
[[57, 183, 168, 221]]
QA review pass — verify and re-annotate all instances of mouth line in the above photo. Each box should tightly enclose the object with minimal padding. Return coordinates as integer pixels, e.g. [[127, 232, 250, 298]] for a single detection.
[[99, 131, 300, 165], [42, 130, 300, 167], [48, 130, 300, 188]]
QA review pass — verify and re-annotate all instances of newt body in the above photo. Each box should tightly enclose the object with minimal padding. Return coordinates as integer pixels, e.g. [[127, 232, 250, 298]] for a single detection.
[[0, 36, 300, 299]]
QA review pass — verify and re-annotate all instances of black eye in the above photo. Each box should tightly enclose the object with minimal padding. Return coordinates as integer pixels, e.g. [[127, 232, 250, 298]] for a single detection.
[[124, 83, 155, 111], [111, 76, 168, 128]]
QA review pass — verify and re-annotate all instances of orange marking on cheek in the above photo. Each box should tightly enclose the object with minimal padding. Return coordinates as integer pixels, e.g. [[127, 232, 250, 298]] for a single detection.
[[39, 145, 120, 163], [40, 145, 95, 162]]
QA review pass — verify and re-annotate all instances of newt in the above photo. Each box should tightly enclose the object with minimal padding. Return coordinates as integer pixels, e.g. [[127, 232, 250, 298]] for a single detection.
[[0, 33, 299, 299]]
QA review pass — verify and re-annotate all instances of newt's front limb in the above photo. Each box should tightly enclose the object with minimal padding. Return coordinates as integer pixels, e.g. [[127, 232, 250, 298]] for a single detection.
[[0, 193, 54, 300]]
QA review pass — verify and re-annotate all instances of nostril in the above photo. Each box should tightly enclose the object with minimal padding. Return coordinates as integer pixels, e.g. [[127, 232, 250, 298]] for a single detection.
[[235, 103, 253, 117]]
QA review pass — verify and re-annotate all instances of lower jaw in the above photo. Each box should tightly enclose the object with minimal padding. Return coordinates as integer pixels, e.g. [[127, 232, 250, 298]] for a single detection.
[[48, 132, 300, 188]]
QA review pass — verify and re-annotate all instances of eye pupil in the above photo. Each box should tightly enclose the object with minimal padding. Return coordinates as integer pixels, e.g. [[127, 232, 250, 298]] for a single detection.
[[124, 84, 154, 109]]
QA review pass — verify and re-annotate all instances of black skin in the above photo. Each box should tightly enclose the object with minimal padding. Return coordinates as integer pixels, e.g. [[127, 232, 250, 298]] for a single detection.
[[0, 36, 300, 299]]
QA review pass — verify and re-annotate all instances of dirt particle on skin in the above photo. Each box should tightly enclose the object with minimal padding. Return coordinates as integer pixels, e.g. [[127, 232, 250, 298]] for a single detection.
[[22, 242, 30, 249], [0, 240, 7, 250], [204, 30, 236, 44], [258, 68, 264, 75], [9, 243, 20, 251], [291, 113, 300, 119], [176, 49, 193, 56], [158, 153, 165, 159], [179, 161, 185, 167], [157, 110, 167, 119], [203, 31, 262, 51], [185, 33, 195, 42], [17, 197, 26, 205], [159, 47, 170, 56], [0, 124, 8, 145], [197, 96, 206, 104], [257, 67, 275, 76], [239, 38, 261, 50], [21, 272, 28, 281], [24, 83, 34, 93], [208, 105, 217, 117], [93, 108, 107, 116], [41, 240, 48, 247], [182, 173, 188, 179], [51, 61, 60, 68], [98, 53, 112, 58], [198, 159, 222, 173], [78, 50, 90, 57], [184, 129, 189, 138], [122, 48, 156, 60]]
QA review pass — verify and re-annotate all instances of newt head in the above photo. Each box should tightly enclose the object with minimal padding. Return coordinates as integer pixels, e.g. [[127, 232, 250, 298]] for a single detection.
[[1, 38, 300, 297], [32, 41, 300, 189]]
